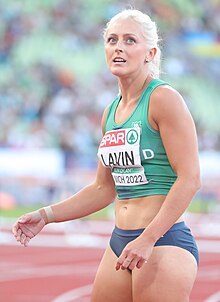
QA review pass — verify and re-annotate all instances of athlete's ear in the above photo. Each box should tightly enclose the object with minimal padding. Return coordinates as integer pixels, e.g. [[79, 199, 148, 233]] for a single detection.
[[146, 47, 157, 62]]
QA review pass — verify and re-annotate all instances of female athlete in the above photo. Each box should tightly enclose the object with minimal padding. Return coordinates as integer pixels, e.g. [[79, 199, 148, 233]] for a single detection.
[[12, 9, 200, 302]]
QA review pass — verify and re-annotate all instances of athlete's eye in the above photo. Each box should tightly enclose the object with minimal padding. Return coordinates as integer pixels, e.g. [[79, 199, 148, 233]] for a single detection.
[[107, 37, 117, 44], [126, 37, 136, 44]]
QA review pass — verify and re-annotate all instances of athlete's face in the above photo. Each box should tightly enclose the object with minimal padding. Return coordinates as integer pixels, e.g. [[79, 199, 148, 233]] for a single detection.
[[105, 18, 149, 78]]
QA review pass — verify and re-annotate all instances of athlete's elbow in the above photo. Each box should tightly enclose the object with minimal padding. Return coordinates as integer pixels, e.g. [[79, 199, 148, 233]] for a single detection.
[[188, 172, 201, 194], [96, 183, 117, 204], [177, 171, 201, 195]]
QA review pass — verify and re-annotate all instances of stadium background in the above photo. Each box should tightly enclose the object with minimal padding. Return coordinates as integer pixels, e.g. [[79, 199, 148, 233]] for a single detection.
[[0, 0, 220, 301]]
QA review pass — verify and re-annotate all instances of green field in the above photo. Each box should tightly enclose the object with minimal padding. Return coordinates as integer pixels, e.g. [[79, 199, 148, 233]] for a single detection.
[[0, 204, 113, 220], [1, 198, 219, 221]]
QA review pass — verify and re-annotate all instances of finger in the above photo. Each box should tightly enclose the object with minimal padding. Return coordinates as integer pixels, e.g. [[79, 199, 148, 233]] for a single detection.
[[18, 214, 32, 224], [20, 233, 27, 245], [16, 228, 22, 242], [136, 258, 147, 269], [128, 258, 137, 271], [24, 237, 30, 247], [12, 223, 19, 236], [115, 253, 128, 271], [121, 258, 134, 270], [115, 259, 123, 271]]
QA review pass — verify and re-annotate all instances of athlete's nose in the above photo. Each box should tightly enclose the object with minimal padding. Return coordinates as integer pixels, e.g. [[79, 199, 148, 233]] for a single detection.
[[115, 40, 124, 52]]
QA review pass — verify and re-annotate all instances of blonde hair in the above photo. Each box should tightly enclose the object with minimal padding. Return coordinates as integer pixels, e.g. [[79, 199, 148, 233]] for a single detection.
[[103, 9, 161, 78]]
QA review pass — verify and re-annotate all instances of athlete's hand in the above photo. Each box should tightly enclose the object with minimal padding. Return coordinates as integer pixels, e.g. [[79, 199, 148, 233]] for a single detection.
[[12, 210, 46, 247], [115, 236, 154, 271]]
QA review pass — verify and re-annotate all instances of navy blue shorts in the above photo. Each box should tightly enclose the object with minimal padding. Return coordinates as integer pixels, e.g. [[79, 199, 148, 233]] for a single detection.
[[110, 221, 199, 265]]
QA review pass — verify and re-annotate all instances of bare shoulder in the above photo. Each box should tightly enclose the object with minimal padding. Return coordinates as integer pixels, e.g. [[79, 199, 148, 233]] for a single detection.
[[152, 84, 187, 109], [150, 84, 192, 123]]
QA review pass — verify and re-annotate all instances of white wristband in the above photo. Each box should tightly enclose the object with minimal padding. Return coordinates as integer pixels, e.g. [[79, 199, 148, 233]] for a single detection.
[[43, 206, 55, 223]]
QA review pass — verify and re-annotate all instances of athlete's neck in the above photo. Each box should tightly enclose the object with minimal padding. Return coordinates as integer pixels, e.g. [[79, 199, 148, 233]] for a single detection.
[[118, 74, 152, 104]]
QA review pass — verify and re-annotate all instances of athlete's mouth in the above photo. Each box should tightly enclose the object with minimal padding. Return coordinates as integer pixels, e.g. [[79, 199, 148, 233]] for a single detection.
[[113, 57, 126, 63]]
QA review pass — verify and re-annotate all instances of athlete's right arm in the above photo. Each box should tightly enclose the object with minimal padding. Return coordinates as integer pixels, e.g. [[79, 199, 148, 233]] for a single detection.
[[12, 163, 116, 246], [49, 104, 115, 223], [12, 106, 116, 246]]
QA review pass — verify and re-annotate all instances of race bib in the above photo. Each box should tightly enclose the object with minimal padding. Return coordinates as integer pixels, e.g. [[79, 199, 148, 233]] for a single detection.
[[97, 127, 148, 186]]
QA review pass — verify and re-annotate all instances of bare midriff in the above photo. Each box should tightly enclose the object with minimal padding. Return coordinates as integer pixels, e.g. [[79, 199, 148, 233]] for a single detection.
[[115, 195, 184, 229]]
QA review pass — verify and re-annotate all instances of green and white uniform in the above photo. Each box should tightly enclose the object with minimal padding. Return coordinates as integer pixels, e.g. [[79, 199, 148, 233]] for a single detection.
[[97, 79, 177, 199]]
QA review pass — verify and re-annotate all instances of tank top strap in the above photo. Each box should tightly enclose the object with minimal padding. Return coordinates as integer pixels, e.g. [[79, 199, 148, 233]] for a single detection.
[[141, 79, 168, 106], [139, 79, 168, 118]]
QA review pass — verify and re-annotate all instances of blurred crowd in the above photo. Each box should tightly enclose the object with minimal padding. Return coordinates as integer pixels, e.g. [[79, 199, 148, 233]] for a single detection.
[[1, 0, 220, 171]]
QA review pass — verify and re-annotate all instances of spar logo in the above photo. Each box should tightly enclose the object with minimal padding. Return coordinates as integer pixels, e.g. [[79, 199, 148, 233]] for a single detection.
[[126, 129, 138, 144], [100, 130, 126, 148]]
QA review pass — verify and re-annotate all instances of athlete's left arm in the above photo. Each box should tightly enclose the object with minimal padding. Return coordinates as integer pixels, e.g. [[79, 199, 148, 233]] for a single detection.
[[143, 85, 201, 242], [115, 85, 201, 271]]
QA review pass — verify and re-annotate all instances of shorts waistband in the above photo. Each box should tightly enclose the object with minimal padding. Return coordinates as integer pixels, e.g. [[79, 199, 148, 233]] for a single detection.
[[113, 221, 186, 237]]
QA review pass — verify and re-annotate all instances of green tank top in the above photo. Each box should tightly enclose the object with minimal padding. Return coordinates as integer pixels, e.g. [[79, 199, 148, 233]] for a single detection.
[[97, 79, 177, 199]]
